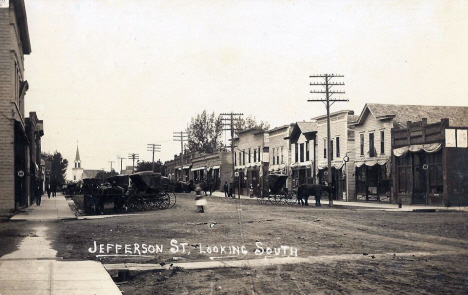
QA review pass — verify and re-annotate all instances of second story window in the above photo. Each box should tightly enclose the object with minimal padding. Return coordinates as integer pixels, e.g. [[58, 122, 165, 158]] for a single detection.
[[243, 150, 245, 165], [330, 140, 334, 160], [234, 152, 237, 166], [380, 131, 385, 155], [306, 141, 310, 161], [324, 138, 327, 159], [276, 148, 279, 165], [369, 133, 375, 157], [295, 144, 298, 162], [281, 147, 284, 164], [254, 149, 257, 162], [300, 143, 304, 162], [248, 149, 251, 163], [360, 134, 364, 156], [336, 137, 340, 158], [272, 148, 275, 165]]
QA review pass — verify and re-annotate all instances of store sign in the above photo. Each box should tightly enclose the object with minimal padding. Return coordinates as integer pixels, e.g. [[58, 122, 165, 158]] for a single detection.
[[446, 128, 468, 148]]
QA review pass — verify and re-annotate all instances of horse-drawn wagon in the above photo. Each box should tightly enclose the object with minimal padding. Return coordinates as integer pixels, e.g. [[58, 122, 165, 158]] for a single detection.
[[82, 172, 176, 214], [256, 174, 297, 205]]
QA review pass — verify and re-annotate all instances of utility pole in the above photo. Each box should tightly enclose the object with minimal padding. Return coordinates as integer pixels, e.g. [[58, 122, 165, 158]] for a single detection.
[[147, 143, 161, 172], [117, 157, 126, 174], [220, 112, 243, 198], [128, 153, 139, 173], [308, 74, 348, 207], [108, 161, 115, 173], [173, 131, 188, 181]]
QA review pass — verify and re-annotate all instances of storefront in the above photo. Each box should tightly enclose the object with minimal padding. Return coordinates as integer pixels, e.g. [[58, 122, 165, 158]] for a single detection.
[[355, 157, 391, 202]]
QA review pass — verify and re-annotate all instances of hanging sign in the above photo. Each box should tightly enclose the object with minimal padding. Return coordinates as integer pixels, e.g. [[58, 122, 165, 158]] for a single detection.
[[17, 170, 24, 177]]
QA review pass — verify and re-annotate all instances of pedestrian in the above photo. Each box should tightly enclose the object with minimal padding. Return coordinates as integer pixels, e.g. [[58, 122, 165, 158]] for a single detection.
[[223, 181, 229, 197], [194, 184, 206, 213], [229, 183, 234, 198], [36, 182, 43, 206], [249, 184, 254, 198], [51, 182, 57, 197], [46, 183, 51, 199], [208, 179, 213, 196]]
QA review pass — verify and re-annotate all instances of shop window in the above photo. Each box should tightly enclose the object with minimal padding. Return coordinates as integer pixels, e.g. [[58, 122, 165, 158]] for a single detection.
[[397, 154, 411, 193], [356, 166, 367, 194], [428, 151, 443, 193], [276, 148, 279, 165]]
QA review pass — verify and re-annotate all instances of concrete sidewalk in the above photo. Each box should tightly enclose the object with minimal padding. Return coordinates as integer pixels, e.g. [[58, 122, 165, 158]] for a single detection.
[[209, 191, 468, 212], [1, 194, 122, 294], [10, 193, 77, 221]]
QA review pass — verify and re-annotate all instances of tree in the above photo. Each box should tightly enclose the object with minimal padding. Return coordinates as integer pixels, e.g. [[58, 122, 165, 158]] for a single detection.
[[135, 160, 165, 174], [187, 110, 223, 154], [234, 115, 270, 135], [42, 151, 68, 186], [94, 169, 118, 183]]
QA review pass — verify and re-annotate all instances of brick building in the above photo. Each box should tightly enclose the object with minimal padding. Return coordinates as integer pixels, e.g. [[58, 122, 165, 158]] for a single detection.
[[0, 0, 40, 218]]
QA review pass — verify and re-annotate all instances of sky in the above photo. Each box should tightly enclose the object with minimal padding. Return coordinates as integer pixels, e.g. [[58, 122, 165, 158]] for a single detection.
[[22, 0, 468, 179]]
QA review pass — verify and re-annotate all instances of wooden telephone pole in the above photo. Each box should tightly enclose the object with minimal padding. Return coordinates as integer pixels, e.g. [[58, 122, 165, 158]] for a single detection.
[[147, 143, 161, 172], [308, 74, 348, 207], [173, 131, 188, 181], [220, 112, 243, 197]]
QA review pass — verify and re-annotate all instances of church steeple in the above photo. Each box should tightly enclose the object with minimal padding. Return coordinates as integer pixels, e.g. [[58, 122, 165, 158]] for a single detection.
[[75, 145, 81, 163]]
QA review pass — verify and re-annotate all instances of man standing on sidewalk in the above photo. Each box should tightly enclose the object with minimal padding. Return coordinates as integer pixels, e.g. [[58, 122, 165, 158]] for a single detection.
[[36, 181, 43, 206]]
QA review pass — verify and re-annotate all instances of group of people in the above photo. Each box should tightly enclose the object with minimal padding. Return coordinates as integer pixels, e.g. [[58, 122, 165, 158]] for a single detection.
[[35, 181, 59, 206], [223, 181, 235, 198]]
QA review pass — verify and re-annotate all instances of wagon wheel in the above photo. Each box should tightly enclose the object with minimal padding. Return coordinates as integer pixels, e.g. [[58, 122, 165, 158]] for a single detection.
[[257, 195, 267, 205], [285, 191, 298, 205], [128, 194, 145, 211], [168, 192, 177, 209], [269, 195, 282, 205], [156, 192, 171, 210], [277, 192, 288, 205]]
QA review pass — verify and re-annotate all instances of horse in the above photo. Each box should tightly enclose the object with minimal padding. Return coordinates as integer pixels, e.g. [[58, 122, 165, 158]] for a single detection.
[[297, 184, 332, 206]]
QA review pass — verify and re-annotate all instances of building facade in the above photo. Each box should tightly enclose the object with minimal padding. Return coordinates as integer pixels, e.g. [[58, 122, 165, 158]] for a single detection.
[[288, 122, 317, 189], [314, 110, 357, 201], [0, 0, 37, 218], [233, 129, 269, 196], [190, 151, 232, 190], [267, 125, 292, 190], [392, 118, 468, 206]]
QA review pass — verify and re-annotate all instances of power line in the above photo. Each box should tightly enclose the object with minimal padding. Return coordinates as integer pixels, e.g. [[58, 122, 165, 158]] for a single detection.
[[128, 153, 139, 173], [147, 143, 161, 172], [220, 112, 243, 196], [173, 131, 188, 181], [308, 74, 349, 207]]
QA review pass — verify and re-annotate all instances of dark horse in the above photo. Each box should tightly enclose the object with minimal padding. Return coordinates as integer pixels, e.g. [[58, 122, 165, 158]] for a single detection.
[[297, 184, 332, 206]]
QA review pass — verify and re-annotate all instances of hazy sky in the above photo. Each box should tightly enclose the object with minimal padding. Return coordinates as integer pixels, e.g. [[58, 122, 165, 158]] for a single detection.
[[23, 0, 468, 179]]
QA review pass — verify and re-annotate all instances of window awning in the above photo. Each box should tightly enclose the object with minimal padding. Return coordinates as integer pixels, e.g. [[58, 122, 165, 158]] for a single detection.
[[183, 165, 192, 169], [191, 166, 205, 172], [212, 165, 220, 170], [393, 143, 442, 157]]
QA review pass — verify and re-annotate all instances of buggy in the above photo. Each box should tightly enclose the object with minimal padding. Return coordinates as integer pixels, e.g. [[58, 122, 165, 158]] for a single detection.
[[126, 171, 176, 211], [257, 174, 297, 205]]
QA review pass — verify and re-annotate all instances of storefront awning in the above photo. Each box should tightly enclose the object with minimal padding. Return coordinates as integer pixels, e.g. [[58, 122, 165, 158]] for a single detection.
[[183, 165, 192, 169], [191, 166, 205, 172], [355, 156, 390, 167], [393, 143, 442, 157], [212, 165, 220, 170]]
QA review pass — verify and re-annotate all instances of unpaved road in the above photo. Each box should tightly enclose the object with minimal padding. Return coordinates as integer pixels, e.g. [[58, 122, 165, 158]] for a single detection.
[[2, 193, 467, 294]]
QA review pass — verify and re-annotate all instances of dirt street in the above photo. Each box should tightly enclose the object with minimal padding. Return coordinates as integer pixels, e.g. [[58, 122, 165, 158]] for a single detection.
[[5, 193, 466, 294]]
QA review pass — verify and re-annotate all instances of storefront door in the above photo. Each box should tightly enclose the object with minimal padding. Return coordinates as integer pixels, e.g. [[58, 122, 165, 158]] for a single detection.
[[412, 153, 428, 204]]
